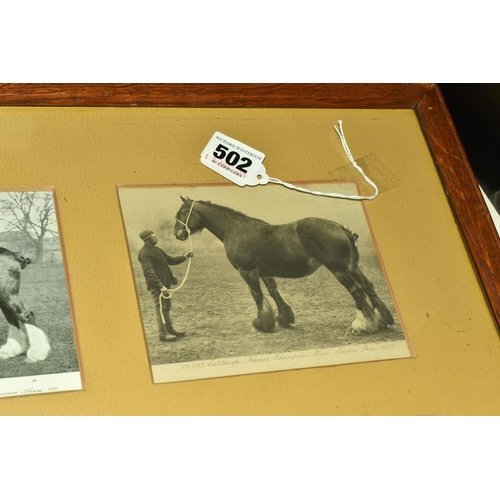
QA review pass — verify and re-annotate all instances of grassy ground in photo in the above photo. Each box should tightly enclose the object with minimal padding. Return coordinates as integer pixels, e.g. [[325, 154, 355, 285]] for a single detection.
[[134, 252, 406, 366], [0, 264, 79, 379]]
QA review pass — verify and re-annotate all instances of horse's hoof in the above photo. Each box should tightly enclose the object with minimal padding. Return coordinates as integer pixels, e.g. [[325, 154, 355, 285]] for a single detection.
[[352, 324, 379, 334], [277, 312, 295, 327], [352, 311, 379, 334], [374, 309, 388, 329], [0, 338, 25, 359], [25, 324, 51, 363], [252, 317, 276, 333], [276, 318, 292, 328], [375, 302, 394, 325]]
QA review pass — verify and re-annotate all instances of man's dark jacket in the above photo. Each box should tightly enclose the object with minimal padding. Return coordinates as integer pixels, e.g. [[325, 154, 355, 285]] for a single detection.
[[138, 243, 186, 291]]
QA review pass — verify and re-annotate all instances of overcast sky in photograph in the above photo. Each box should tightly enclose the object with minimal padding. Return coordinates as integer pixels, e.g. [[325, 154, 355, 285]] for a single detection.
[[119, 182, 376, 256]]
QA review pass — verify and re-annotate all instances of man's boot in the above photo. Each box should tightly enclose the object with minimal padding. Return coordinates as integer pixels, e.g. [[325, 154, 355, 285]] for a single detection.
[[164, 310, 185, 337], [159, 330, 178, 342], [166, 323, 186, 337]]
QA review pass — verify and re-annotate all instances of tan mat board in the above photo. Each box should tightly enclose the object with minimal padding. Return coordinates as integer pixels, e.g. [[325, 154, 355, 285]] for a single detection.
[[0, 107, 497, 414]]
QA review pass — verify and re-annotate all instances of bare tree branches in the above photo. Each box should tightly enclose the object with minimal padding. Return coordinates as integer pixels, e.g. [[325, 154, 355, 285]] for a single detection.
[[0, 191, 58, 263]]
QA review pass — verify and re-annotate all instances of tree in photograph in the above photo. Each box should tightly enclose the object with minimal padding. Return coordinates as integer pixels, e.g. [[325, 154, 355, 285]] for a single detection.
[[0, 191, 58, 265]]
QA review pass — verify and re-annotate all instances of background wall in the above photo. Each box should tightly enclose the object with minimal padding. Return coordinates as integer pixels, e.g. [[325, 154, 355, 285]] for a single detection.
[[441, 83, 500, 213]]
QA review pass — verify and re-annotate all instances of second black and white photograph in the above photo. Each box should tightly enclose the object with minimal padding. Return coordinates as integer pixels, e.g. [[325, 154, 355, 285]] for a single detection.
[[118, 182, 412, 383], [0, 189, 81, 398]]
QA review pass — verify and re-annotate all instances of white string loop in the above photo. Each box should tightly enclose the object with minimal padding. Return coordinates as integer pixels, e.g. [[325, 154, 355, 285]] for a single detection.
[[268, 120, 379, 201], [159, 200, 196, 326], [168, 200, 195, 294]]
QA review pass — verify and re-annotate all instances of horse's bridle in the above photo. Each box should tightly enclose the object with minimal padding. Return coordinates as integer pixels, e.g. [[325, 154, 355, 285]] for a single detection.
[[176, 200, 196, 239], [159, 200, 196, 312]]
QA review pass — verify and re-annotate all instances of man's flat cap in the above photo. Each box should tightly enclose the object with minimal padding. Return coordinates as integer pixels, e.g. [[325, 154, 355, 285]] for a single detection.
[[139, 229, 154, 241]]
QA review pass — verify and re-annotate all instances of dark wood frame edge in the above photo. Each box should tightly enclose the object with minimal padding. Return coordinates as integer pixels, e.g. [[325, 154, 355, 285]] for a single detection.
[[0, 83, 431, 108], [1, 83, 499, 330], [416, 84, 500, 330]]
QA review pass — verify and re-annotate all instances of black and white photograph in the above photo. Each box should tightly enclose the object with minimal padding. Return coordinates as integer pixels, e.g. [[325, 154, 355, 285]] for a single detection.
[[0, 190, 81, 397], [119, 182, 412, 383]]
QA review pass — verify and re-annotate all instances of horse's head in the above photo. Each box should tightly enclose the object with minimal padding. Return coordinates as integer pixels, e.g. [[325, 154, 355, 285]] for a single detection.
[[174, 196, 202, 241]]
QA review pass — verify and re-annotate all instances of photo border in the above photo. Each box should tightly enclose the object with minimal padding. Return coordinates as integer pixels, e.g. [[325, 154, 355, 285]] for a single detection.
[[117, 180, 413, 383], [0, 186, 83, 397]]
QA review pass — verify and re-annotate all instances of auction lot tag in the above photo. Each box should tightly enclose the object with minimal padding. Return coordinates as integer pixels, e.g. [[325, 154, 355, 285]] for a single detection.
[[200, 132, 269, 187], [200, 122, 379, 200]]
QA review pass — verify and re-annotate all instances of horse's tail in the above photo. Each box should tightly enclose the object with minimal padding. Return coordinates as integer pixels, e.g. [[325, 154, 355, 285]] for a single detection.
[[341, 225, 360, 269]]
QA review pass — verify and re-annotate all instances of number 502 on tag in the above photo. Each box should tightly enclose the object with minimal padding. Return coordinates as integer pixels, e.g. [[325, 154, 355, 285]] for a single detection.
[[200, 132, 269, 187]]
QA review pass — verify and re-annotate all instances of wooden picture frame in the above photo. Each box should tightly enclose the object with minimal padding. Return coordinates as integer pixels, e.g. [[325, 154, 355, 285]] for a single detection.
[[1, 83, 499, 415]]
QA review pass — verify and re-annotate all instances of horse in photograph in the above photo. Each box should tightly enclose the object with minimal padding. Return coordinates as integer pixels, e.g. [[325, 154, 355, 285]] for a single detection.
[[174, 197, 394, 334], [0, 248, 51, 363]]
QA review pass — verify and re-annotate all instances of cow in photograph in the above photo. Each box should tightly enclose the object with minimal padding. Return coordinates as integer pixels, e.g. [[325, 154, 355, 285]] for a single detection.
[[174, 197, 394, 334], [0, 248, 51, 363]]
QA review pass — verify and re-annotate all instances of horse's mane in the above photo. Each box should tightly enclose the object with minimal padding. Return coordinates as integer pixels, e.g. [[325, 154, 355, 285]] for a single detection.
[[197, 200, 269, 225]]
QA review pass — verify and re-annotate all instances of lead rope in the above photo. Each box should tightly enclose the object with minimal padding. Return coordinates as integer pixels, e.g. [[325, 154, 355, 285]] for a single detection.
[[159, 201, 196, 325], [267, 120, 379, 201]]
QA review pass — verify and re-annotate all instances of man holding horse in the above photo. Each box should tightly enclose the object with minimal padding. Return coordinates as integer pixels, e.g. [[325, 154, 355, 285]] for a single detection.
[[138, 229, 193, 342]]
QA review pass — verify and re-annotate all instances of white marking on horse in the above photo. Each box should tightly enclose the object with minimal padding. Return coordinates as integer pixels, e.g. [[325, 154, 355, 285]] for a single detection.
[[25, 324, 51, 363]]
